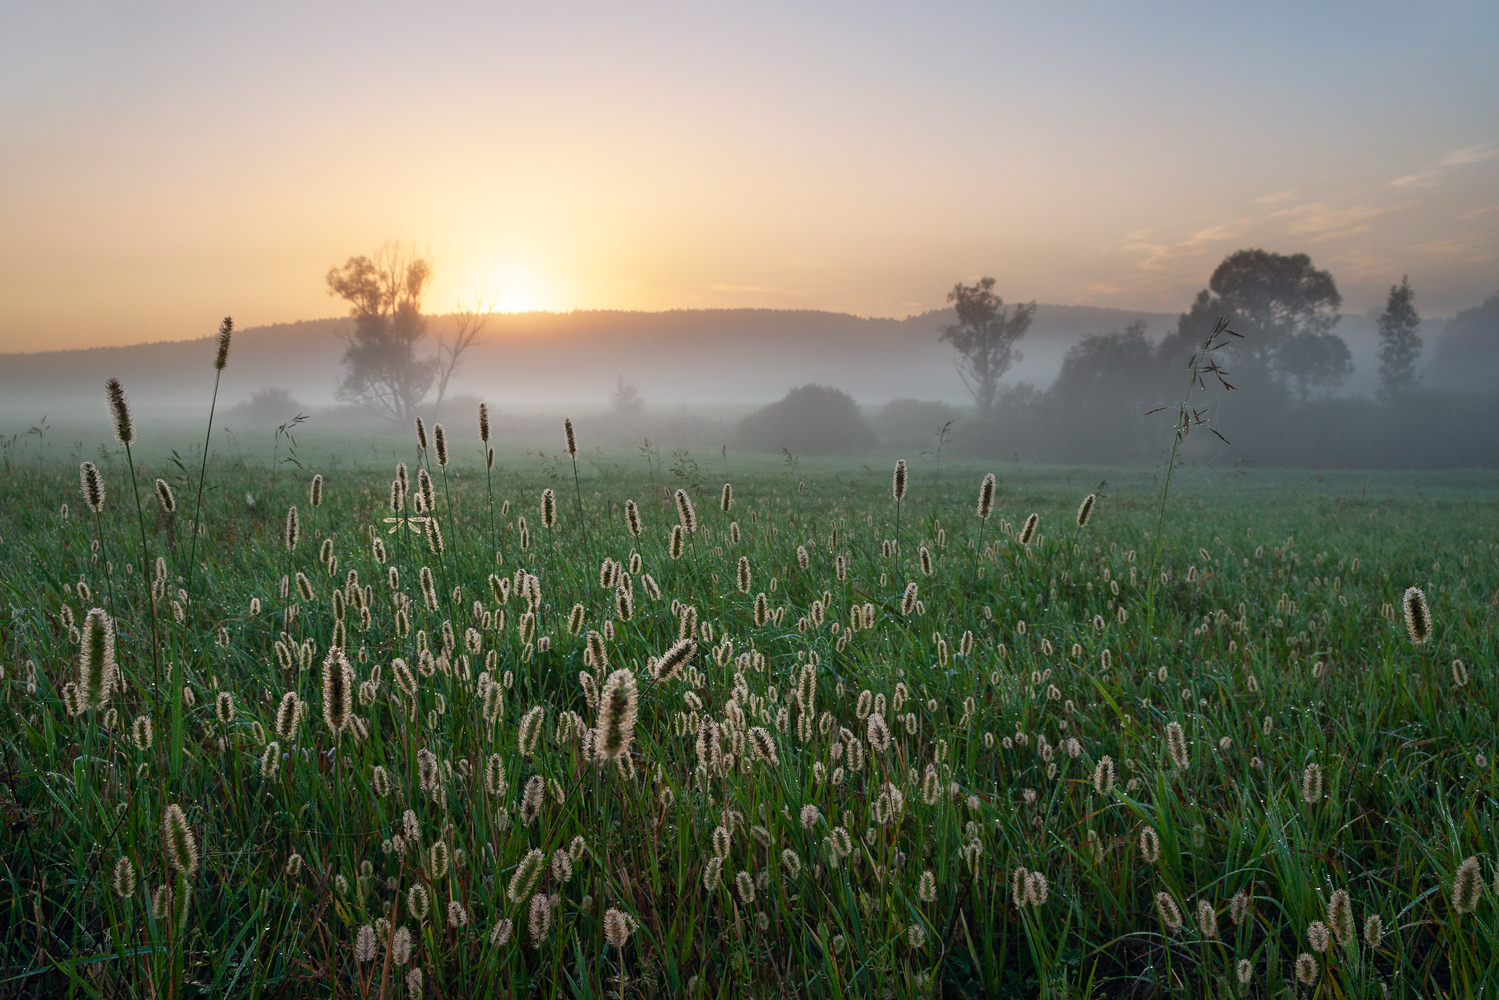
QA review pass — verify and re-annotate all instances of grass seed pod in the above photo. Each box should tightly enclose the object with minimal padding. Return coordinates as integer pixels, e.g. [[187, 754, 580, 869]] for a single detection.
[[433, 424, 448, 466], [1402, 586, 1431, 645], [892, 459, 907, 502], [321, 648, 353, 735], [595, 668, 639, 761], [1076, 492, 1097, 527], [105, 377, 135, 445], [1018, 513, 1039, 546], [161, 804, 199, 875], [78, 608, 116, 712], [674, 489, 697, 533], [478, 403, 490, 443], [415, 417, 428, 451], [284, 506, 300, 551], [155, 478, 176, 513], [564, 418, 577, 457], [214, 316, 233, 370], [541, 488, 556, 528], [80, 462, 106, 514], [720, 483, 733, 513], [624, 499, 642, 537]]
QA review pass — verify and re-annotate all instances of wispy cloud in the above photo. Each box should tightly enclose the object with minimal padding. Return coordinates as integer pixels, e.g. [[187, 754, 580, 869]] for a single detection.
[[1443, 145, 1497, 166], [1124, 223, 1241, 270], [1390, 144, 1496, 188], [1254, 190, 1296, 205], [1408, 234, 1496, 262], [1271, 202, 1401, 240]]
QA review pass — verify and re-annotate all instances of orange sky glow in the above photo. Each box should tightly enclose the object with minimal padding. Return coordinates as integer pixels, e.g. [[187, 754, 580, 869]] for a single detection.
[[2, 2, 1495, 352]]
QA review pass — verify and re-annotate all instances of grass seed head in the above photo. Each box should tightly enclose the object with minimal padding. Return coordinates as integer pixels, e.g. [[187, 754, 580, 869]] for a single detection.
[[78, 608, 116, 712], [105, 377, 135, 445], [161, 804, 198, 876], [478, 402, 490, 442], [214, 317, 233, 370], [892, 459, 907, 501], [1402, 586, 1431, 645], [284, 507, 300, 551], [154, 478, 176, 513], [564, 418, 577, 457], [1076, 493, 1096, 527], [1453, 856, 1484, 914], [1018, 513, 1039, 545], [603, 908, 636, 949], [595, 668, 639, 761], [79, 462, 106, 514], [113, 855, 136, 898], [321, 647, 353, 735]]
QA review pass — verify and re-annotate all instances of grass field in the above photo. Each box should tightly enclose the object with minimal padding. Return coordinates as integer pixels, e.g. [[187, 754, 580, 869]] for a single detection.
[[1, 409, 1496, 998]]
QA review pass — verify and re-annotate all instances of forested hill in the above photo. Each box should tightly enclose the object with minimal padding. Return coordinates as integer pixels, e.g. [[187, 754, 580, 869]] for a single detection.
[[0, 305, 1178, 413]]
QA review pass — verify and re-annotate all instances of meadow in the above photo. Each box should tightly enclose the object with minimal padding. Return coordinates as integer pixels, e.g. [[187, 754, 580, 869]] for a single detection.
[[0, 396, 1496, 999]]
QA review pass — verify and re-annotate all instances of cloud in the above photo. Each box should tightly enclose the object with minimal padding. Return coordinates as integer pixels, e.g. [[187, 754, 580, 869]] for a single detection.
[[1254, 190, 1296, 204], [1443, 144, 1497, 166], [1271, 202, 1400, 237], [1124, 223, 1240, 270], [1408, 235, 1495, 262], [1460, 205, 1499, 220], [1329, 250, 1392, 280], [1390, 144, 1497, 188]]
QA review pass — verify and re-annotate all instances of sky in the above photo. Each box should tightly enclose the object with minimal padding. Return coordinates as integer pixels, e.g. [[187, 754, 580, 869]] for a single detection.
[[2, 1, 1496, 352]]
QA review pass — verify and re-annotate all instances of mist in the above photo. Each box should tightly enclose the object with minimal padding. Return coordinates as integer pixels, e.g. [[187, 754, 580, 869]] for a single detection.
[[2, 287, 1495, 472]]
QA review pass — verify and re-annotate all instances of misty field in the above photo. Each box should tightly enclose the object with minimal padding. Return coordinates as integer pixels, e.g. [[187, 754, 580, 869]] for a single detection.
[[1, 424, 1496, 999]]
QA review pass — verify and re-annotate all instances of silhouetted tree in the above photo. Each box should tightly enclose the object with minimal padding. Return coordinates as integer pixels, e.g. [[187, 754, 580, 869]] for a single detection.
[[939, 278, 1036, 419], [737, 384, 875, 455], [1377, 276, 1421, 399], [435, 288, 495, 411], [610, 376, 645, 419], [1047, 320, 1160, 461], [1165, 250, 1349, 401], [326, 241, 437, 423]]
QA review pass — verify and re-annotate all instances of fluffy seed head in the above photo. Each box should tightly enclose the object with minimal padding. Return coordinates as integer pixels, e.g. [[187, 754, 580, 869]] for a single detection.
[[1295, 954, 1318, 986], [1076, 493, 1096, 527], [415, 417, 428, 450], [1155, 891, 1182, 931], [478, 402, 490, 442], [1018, 513, 1039, 545], [540, 488, 556, 528], [624, 499, 642, 536], [155, 478, 176, 513], [508, 847, 546, 902], [433, 424, 448, 466], [284, 506, 300, 551], [321, 647, 353, 734], [80, 462, 106, 514], [214, 316, 233, 370], [309, 474, 323, 508], [564, 418, 577, 457], [1093, 755, 1114, 795], [1301, 763, 1323, 804], [1165, 721, 1189, 770], [1403, 586, 1431, 645], [161, 804, 198, 876], [977, 473, 995, 519], [275, 691, 301, 739], [106, 377, 135, 445], [1328, 889, 1354, 947], [720, 482, 733, 512], [892, 459, 907, 501], [674, 489, 697, 533], [603, 909, 636, 949], [113, 855, 136, 898], [748, 726, 779, 765], [78, 608, 116, 712], [1453, 855, 1484, 914], [595, 669, 639, 761]]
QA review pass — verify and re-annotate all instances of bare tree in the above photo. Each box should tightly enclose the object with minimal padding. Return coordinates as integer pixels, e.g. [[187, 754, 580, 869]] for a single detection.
[[327, 241, 437, 423], [939, 277, 1036, 420], [434, 287, 496, 411]]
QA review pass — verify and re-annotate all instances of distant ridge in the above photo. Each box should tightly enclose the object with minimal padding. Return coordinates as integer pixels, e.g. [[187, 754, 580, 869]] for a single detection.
[[0, 305, 1185, 412]]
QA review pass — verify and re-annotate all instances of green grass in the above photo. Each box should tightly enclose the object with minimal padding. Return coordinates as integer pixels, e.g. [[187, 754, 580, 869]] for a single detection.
[[0, 432, 1495, 999]]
